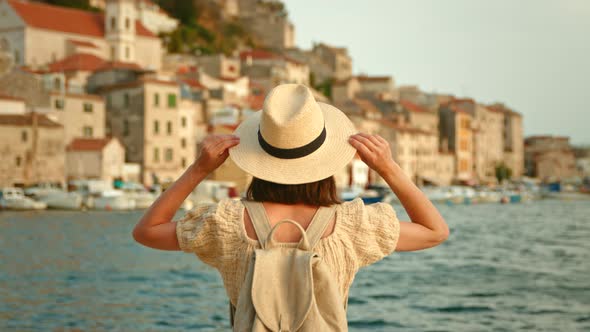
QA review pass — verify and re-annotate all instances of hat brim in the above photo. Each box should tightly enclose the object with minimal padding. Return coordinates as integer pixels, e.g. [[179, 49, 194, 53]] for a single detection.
[[229, 102, 357, 185]]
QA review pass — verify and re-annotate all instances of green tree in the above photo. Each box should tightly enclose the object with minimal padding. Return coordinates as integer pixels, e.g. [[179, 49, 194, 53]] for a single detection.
[[495, 162, 513, 183]]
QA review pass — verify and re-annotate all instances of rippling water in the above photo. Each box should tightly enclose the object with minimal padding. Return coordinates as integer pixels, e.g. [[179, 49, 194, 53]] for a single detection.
[[1, 199, 589, 331]]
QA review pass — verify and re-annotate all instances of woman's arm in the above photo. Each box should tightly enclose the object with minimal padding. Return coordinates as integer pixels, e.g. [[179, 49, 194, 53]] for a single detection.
[[132, 134, 240, 250], [349, 133, 450, 251]]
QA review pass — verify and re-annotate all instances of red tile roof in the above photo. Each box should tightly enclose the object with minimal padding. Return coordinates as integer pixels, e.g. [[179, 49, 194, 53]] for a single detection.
[[0, 94, 25, 102], [46, 53, 142, 73], [67, 39, 97, 48], [67, 137, 113, 151], [181, 78, 206, 90], [7, 0, 156, 38], [240, 50, 304, 65], [47, 53, 106, 72], [399, 99, 428, 113], [0, 113, 62, 128]]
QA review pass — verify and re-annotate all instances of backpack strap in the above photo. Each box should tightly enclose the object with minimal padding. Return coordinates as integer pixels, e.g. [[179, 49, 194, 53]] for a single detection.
[[304, 205, 336, 249], [241, 200, 272, 248]]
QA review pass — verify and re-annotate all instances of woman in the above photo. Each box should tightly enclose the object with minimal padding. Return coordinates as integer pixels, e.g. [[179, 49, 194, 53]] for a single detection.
[[132, 84, 449, 323]]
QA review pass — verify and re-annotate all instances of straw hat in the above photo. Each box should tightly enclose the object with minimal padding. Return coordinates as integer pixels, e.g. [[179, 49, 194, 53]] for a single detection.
[[229, 84, 357, 184]]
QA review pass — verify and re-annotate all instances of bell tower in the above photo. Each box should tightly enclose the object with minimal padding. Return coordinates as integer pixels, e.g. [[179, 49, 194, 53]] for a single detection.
[[105, 0, 136, 62]]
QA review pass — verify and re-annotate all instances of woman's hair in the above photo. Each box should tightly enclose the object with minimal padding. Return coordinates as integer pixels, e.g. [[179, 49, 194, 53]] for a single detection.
[[246, 176, 341, 206]]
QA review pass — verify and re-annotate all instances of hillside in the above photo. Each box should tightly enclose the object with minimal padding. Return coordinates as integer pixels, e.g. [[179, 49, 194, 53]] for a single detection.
[[35, 0, 266, 55]]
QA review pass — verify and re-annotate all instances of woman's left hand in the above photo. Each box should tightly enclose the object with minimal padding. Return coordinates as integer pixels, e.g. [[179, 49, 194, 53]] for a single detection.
[[193, 134, 240, 174]]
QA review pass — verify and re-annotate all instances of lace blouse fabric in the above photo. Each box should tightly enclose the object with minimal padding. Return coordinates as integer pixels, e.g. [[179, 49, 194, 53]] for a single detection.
[[175, 197, 401, 307]]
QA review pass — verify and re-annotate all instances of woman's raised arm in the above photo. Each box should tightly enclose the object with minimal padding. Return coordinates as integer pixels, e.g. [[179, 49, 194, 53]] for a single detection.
[[132, 134, 240, 250], [349, 133, 450, 252]]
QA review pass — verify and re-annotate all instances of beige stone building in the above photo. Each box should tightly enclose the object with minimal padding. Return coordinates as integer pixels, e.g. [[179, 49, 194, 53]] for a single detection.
[[98, 77, 199, 185], [66, 137, 125, 182], [489, 103, 524, 179], [0, 113, 65, 186], [379, 120, 452, 186], [285, 43, 353, 85], [394, 100, 438, 133], [471, 104, 505, 184], [0, 0, 162, 70], [525, 136, 578, 181], [439, 100, 475, 183], [195, 54, 241, 80], [0, 93, 26, 114], [240, 50, 309, 92], [238, 0, 295, 50], [47, 92, 106, 144], [332, 75, 395, 104]]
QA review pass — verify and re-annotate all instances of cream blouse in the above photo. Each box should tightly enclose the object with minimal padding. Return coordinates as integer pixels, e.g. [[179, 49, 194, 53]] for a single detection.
[[175, 197, 401, 307]]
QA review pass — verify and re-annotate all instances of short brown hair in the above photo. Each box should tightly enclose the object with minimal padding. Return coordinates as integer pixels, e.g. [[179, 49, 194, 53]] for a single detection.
[[246, 176, 341, 206]]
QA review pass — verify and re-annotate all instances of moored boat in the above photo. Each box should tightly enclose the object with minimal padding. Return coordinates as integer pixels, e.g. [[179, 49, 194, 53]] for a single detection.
[[0, 187, 47, 210]]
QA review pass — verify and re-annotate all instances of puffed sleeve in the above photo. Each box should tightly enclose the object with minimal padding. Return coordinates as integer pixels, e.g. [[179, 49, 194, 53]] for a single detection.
[[341, 199, 401, 269], [174, 201, 230, 270]]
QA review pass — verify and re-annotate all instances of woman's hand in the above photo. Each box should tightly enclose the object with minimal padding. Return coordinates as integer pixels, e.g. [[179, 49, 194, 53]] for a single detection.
[[348, 133, 398, 176], [193, 134, 240, 174]]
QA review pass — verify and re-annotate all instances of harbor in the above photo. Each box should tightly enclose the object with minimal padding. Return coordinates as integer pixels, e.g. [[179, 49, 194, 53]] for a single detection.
[[1, 199, 588, 331], [3, 177, 589, 212]]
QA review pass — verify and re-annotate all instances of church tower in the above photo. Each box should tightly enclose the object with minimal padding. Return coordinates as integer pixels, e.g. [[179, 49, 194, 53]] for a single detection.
[[105, 0, 136, 62]]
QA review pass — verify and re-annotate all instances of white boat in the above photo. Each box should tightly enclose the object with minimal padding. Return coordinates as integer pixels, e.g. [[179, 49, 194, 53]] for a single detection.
[[120, 182, 156, 209], [37, 190, 83, 210], [0, 187, 47, 210], [89, 189, 136, 210]]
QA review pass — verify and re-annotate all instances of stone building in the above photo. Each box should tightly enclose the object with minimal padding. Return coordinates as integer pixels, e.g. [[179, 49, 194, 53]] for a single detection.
[[332, 75, 396, 104], [238, 0, 295, 50], [240, 50, 309, 91], [48, 92, 106, 144], [0, 112, 65, 186], [439, 101, 475, 183], [66, 136, 125, 182], [489, 103, 524, 179], [0, 0, 162, 70], [525, 136, 578, 181], [97, 77, 199, 185], [0, 93, 26, 114], [285, 43, 353, 85], [195, 54, 241, 80]]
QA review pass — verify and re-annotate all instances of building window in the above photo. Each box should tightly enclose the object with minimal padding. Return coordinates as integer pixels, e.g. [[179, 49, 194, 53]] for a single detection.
[[181, 138, 186, 148], [83, 103, 93, 113], [13, 49, 20, 64], [16, 156, 21, 167], [181, 157, 187, 168], [53, 77, 61, 91], [21, 130, 27, 142], [110, 46, 116, 59], [125, 46, 130, 59], [153, 147, 159, 162], [83, 126, 93, 137], [0, 38, 8, 51], [54, 98, 65, 109], [166, 121, 172, 135], [110, 17, 116, 30], [154, 93, 159, 106], [167, 93, 176, 108], [153, 120, 159, 134], [123, 93, 130, 107], [181, 116, 187, 128], [125, 18, 130, 30], [123, 119, 130, 136], [165, 148, 173, 162]]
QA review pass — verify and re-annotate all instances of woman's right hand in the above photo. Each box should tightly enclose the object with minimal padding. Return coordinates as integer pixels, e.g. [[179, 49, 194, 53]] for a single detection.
[[348, 133, 398, 176]]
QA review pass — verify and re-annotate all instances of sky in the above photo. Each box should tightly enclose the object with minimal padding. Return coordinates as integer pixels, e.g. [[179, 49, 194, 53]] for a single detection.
[[282, 0, 590, 145]]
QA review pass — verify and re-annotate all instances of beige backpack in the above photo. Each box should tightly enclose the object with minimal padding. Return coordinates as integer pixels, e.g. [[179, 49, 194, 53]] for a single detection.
[[230, 200, 348, 332]]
